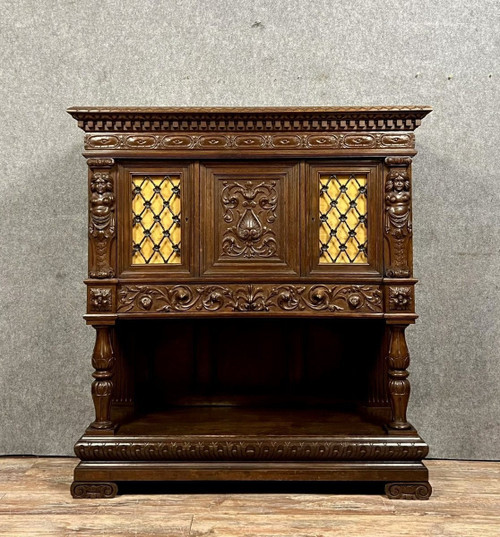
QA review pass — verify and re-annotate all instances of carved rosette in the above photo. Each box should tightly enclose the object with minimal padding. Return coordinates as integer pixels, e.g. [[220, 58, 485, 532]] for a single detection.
[[89, 288, 113, 312], [385, 482, 432, 500], [117, 284, 383, 315], [221, 180, 278, 258], [388, 286, 413, 311], [384, 157, 412, 278], [74, 439, 428, 462], [88, 159, 115, 278]]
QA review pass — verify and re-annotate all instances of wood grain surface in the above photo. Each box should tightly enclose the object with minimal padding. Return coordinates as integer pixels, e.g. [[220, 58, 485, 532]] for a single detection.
[[0, 457, 498, 536]]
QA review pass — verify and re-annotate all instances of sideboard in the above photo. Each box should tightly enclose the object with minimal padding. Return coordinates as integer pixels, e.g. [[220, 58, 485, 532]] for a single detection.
[[67, 106, 432, 499]]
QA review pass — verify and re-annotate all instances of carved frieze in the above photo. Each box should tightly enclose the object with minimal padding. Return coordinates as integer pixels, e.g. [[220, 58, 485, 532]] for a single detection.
[[88, 169, 115, 278], [221, 180, 278, 258], [75, 438, 428, 461], [117, 284, 383, 315], [384, 157, 412, 278], [84, 132, 415, 151]]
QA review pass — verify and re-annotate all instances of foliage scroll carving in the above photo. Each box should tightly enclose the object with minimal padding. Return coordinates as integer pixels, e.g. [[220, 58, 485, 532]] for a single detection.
[[117, 284, 383, 315]]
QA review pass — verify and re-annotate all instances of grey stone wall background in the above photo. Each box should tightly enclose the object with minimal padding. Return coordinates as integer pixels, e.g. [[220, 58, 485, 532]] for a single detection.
[[0, 0, 498, 459]]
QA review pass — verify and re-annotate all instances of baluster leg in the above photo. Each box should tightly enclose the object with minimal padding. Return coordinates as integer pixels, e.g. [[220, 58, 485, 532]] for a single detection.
[[387, 323, 411, 430], [89, 325, 115, 430]]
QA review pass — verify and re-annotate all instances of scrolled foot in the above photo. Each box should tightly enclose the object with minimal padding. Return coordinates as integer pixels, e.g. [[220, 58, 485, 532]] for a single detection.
[[71, 481, 118, 499], [385, 481, 432, 500]]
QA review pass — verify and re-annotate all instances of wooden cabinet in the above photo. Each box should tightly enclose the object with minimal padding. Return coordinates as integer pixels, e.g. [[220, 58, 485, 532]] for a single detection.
[[68, 106, 432, 499]]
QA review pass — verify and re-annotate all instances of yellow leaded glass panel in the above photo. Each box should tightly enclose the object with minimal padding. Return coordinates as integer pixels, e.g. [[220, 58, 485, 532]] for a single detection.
[[132, 175, 181, 264], [319, 174, 367, 264]]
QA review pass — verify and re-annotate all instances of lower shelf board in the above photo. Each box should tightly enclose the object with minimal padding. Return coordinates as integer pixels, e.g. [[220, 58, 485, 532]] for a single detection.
[[116, 407, 390, 436]]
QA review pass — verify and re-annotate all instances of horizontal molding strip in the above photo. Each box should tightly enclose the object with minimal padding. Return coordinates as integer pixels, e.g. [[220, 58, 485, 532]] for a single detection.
[[83, 131, 416, 151]]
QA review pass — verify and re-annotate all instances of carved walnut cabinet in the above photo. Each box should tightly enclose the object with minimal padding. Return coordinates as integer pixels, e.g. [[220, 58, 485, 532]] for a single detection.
[[68, 106, 432, 499]]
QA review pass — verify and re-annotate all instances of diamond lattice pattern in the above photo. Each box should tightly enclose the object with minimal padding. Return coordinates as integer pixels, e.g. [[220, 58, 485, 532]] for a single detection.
[[319, 174, 368, 264], [132, 175, 181, 264]]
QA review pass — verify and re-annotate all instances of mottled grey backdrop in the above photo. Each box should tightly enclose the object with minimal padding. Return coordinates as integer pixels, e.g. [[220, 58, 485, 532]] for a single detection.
[[1, 0, 499, 459]]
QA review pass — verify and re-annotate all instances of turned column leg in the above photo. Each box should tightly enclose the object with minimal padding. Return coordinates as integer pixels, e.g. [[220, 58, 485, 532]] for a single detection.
[[89, 325, 115, 430], [387, 323, 411, 430]]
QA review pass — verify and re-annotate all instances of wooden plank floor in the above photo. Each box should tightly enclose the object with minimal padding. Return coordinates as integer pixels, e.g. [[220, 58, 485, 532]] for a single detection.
[[0, 458, 499, 536]]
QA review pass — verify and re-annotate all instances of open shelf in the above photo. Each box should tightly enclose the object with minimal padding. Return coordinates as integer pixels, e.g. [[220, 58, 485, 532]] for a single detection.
[[116, 406, 389, 437]]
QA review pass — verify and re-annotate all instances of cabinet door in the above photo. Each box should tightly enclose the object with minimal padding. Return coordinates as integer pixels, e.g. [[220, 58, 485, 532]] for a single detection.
[[200, 162, 300, 277], [118, 162, 195, 277], [305, 162, 383, 276]]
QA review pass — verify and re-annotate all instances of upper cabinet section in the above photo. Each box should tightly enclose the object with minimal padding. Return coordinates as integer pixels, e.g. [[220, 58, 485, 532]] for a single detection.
[[68, 106, 431, 159], [72, 107, 431, 289]]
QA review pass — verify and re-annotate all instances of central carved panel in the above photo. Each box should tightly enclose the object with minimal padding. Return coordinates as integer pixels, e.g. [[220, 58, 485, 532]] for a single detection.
[[221, 180, 278, 259], [201, 163, 299, 276]]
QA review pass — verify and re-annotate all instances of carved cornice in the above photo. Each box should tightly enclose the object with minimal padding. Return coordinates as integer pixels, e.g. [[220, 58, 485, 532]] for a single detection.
[[68, 106, 432, 132], [75, 438, 428, 461], [117, 284, 383, 315], [83, 132, 415, 151]]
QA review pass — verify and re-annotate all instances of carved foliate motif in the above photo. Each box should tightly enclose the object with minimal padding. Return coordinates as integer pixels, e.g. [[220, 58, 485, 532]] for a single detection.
[[89, 288, 112, 312], [117, 284, 383, 314], [389, 286, 413, 311], [89, 170, 115, 278], [221, 181, 278, 258], [75, 439, 428, 461], [384, 157, 412, 278]]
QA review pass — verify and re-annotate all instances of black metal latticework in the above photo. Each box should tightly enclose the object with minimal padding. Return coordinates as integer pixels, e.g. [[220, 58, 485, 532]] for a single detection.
[[319, 174, 368, 264], [132, 175, 181, 264]]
